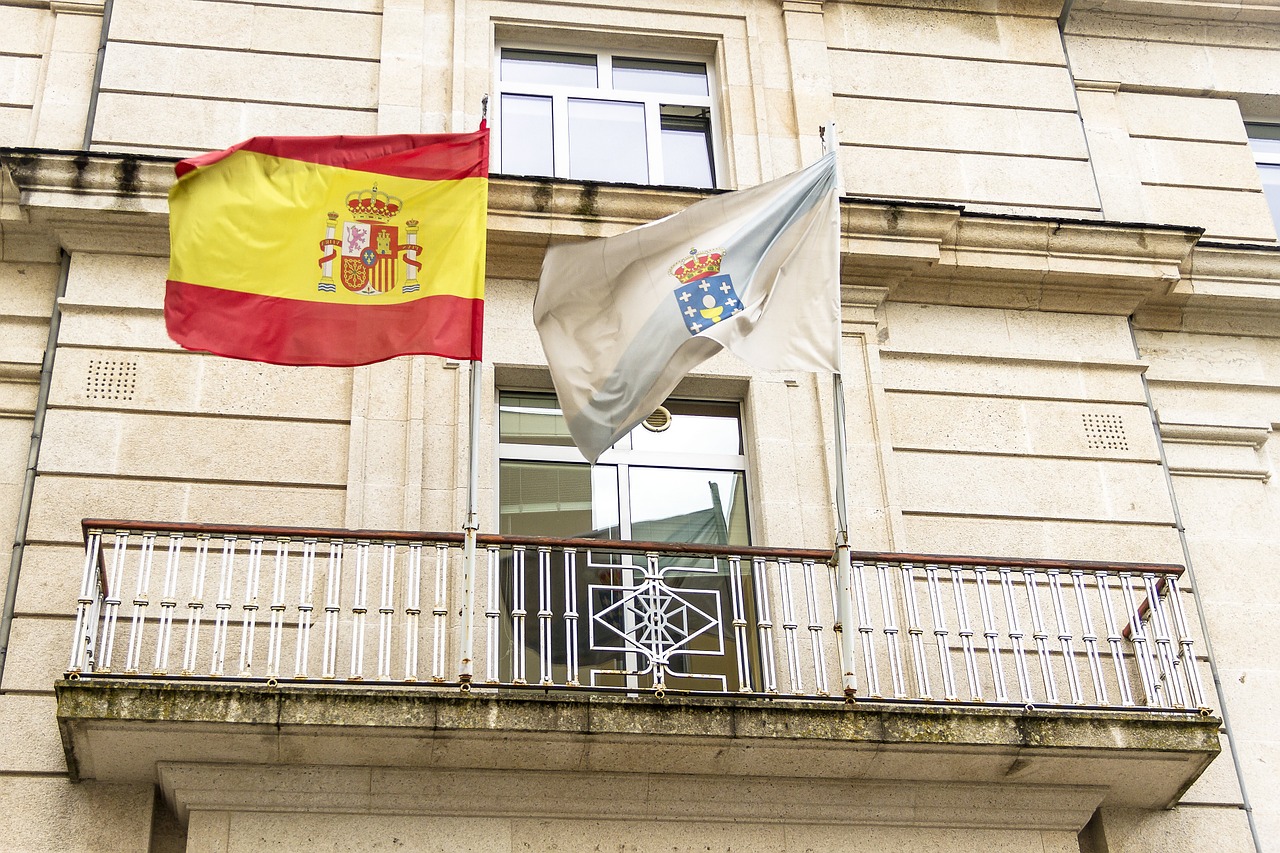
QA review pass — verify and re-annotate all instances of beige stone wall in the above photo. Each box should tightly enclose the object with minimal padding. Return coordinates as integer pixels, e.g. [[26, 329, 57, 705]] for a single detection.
[[91, 0, 383, 156], [1137, 324, 1280, 846], [827, 0, 1101, 218], [1067, 12, 1280, 242]]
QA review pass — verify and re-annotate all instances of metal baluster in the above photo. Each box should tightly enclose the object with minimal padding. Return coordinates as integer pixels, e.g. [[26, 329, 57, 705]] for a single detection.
[[376, 543, 396, 681], [1070, 570, 1108, 705], [123, 532, 157, 674], [430, 543, 449, 681], [1047, 569, 1082, 704], [649, 553, 668, 691], [801, 559, 828, 696], [948, 565, 982, 701], [998, 566, 1033, 703], [1163, 576, 1206, 708], [777, 558, 803, 693], [511, 546, 527, 684], [68, 531, 104, 673], [852, 560, 880, 697], [752, 558, 778, 693], [1023, 568, 1058, 703], [564, 548, 580, 687], [209, 537, 238, 676], [320, 541, 344, 679], [265, 538, 290, 678], [538, 547, 553, 685], [900, 563, 931, 700], [876, 561, 907, 698], [401, 545, 422, 676], [1144, 573, 1186, 708], [1118, 571, 1159, 706], [1095, 572, 1135, 706], [728, 555, 751, 692], [293, 539, 318, 679], [152, 534, 184, 675], [349, 541, 370, 679], [181, 535, 211, 676], [237, 537, 264, 676], [924, 563, 956, 700], [97, 531, 131, 672], [974, 567, 1008, 702], [485, 545, 501, 683]]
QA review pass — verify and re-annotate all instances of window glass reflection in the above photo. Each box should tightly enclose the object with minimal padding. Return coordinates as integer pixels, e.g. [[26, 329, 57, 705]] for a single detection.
[[501, 49, 597, 87], [628, 468, 749, 546], [613, 57, 709, 96], [498, 460, 619, 538], [628, 400, 740, 455], [659, 106, 713, 188], [568, 98, 648, 183], [500, 94, 554, 177]]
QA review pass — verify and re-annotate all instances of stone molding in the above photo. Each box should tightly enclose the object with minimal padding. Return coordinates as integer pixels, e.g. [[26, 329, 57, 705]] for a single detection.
[[57, 679, 1220, 812], [3, 149, 1278, 331]]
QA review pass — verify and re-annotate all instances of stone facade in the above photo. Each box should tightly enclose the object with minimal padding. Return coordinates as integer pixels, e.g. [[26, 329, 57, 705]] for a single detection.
[[1, 0, 1278, 851]]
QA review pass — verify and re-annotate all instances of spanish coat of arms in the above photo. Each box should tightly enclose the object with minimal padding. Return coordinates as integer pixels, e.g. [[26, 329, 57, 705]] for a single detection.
[[318, 186, 422, 295]]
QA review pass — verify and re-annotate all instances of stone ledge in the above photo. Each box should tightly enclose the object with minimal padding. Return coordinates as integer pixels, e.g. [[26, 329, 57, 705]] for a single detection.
[[56, 678, 1220, 810]]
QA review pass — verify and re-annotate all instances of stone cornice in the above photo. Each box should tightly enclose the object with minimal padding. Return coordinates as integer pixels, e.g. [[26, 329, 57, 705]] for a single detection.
[[3, 149, 1278, 330], [1068, 0, 1280, 25]]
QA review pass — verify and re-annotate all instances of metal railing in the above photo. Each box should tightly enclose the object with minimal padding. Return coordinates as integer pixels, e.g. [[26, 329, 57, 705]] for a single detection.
[[66, 519, 1209, 712]]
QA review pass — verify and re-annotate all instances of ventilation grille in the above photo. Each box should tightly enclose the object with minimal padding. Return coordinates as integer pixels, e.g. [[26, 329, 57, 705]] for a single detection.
[[85, 359, 138, 401], [642, 405, 672, 432], [1082, 412, 1127, 450]]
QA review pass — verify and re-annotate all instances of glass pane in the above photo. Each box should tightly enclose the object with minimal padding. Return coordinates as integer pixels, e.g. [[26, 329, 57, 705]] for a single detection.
[[1259, 164, 1280, 233], [613, 57, 709, 96], [660, 105, 714, 188], [568, 98, 648, 183], [499, 393, 575, 446], [629, 400, 741, 455], [500, 49, 597, 87], [500, 94, 553, 176], [498, 460, 619, 538], [628, 468, 749, 546]]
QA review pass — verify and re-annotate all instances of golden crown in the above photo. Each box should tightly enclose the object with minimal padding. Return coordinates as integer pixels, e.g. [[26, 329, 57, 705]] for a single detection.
[[345, 186, 403, 222], [669, 248, 725, 284]]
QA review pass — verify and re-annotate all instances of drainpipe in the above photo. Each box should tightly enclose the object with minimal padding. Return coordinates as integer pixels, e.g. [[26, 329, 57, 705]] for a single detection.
[[0, 0, 114, 687], [1130, 320, 1263, 853]]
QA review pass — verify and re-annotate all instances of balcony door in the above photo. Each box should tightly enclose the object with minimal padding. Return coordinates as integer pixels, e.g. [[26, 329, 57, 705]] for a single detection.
[[497, 392, 759, 692]]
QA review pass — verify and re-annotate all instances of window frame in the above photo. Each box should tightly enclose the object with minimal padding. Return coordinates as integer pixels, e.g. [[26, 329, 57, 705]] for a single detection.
[[1245, 121, 1280, 236], [492, 43, 724, 189]]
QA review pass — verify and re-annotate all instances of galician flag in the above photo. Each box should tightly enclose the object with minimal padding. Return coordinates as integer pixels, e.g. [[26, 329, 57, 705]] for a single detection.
[[535, 153, 840, 462], [166, 132, 489, 367]]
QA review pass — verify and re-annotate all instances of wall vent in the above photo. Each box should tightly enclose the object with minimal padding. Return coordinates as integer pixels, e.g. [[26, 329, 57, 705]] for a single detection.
[[1082, 412, 1127, 450], [85, 359, 138, 401]]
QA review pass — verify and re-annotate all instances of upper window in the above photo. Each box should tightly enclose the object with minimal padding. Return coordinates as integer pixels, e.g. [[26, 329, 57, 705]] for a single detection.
[[1246, 123, 1280, 235], [495, 47, 718, 188]]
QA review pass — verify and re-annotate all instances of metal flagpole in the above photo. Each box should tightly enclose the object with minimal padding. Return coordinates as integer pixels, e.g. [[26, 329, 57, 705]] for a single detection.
[[459, 97, 489, 689], [822, 122, 859, 701], [459, 357, 481, 687]]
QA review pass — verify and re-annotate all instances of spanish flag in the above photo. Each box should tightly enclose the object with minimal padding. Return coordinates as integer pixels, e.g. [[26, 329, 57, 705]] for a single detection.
[[165, 132, 488, 366]]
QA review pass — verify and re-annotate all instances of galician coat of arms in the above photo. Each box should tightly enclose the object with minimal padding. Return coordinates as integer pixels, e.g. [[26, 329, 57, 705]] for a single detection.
[[318, 186, 422, 295], [669, 247, 743, 335]]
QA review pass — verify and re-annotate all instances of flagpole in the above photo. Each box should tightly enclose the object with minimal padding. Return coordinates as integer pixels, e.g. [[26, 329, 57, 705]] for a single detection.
[[823, 122, 858, 701], [459, 356, 481, 688]]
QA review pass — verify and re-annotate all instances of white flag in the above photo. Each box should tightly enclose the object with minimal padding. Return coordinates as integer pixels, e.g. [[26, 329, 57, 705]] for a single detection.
[[534, 153, 840, 462]]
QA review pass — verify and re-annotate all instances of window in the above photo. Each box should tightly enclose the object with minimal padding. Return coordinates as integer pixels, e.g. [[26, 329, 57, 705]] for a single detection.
[[1246, 123, 1280, 234], [496, 392, 756, 690], [495, 48, 718, 188]]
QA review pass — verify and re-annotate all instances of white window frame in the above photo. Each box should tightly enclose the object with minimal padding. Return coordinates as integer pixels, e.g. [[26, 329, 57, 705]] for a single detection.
[[492, 44, 724, 189]]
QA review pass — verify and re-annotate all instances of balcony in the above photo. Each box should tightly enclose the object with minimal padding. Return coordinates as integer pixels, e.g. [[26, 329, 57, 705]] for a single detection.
[[57, 519, 1221, 818]]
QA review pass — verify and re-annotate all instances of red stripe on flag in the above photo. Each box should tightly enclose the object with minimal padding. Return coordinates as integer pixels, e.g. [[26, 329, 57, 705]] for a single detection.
[[165, 281, 483, 366], [175, 131, 490, 181]]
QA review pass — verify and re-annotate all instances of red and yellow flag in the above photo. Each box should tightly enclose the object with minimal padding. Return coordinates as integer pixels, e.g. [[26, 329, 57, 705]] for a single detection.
[[165, 132, 488, 366]]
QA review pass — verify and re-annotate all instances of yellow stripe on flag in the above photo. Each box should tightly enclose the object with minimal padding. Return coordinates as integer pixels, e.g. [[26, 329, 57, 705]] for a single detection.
[[168, 150, 487, 306]]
